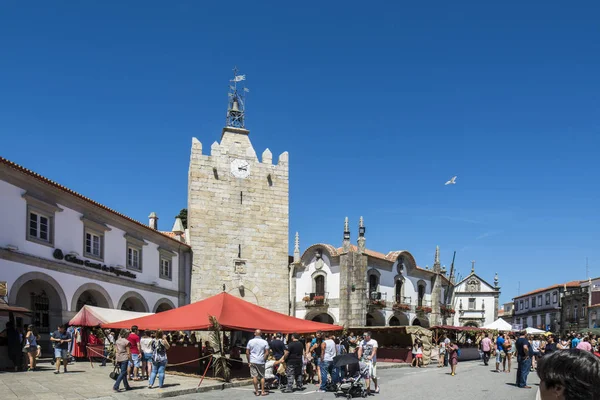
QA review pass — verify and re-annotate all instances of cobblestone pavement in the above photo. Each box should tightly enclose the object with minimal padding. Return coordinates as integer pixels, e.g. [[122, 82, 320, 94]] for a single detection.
[[0, 360, 541, 399], [175, 361, 541, 400]]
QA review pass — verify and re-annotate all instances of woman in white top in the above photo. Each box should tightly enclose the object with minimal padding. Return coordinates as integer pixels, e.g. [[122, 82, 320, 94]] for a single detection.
[[140, 331, 153, 380]]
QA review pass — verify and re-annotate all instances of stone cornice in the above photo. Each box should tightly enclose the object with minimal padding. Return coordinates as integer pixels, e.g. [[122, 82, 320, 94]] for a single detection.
[[0, 248, 181, 297]]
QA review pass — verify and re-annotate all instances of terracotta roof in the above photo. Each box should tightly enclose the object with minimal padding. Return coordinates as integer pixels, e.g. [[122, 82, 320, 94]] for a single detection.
[[514, 281, 581, 299], [336, 245, 388, 261], [160, 231, 186, 241], [0, 156, 191, 248]]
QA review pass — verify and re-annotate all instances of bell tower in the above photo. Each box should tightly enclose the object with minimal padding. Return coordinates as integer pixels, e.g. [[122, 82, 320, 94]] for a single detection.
[[187, 69, 290, 314]]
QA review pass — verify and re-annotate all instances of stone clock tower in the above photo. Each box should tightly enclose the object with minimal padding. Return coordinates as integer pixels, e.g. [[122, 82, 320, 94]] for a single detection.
[[187, 70, 290, 314]]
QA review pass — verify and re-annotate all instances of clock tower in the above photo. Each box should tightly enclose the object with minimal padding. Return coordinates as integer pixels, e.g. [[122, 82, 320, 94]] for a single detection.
[[187, 70, 290, 314]]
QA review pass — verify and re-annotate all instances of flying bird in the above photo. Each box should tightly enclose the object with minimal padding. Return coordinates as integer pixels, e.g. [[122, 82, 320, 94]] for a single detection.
[[445, 176, 457, 185]]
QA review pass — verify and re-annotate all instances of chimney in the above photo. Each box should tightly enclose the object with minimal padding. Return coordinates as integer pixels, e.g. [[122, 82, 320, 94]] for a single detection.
[[342, 217, 351, 252], [149, 212, 159, 230]]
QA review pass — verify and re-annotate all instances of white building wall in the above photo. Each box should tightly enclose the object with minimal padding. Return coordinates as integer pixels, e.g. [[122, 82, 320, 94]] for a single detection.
[[295, 254, 340, 301]]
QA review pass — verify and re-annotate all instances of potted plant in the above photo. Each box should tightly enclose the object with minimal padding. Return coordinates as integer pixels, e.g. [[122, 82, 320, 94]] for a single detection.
[[313, 295, 325, 304], [416, 306, 432, 313], [393, 303, 411, 311], [302, 296, 310, 302]]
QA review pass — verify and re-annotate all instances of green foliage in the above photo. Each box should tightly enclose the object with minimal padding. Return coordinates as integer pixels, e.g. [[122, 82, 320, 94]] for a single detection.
[[176, 209, 188, 229]]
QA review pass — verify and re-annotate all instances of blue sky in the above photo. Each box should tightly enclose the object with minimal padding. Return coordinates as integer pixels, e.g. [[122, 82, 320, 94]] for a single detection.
[[1, 1, 599, 304]]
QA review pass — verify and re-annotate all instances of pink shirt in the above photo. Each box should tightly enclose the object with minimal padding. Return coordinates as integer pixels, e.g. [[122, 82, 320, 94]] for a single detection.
[[481, 337, 492, 352], [576, 341, 592, 352]]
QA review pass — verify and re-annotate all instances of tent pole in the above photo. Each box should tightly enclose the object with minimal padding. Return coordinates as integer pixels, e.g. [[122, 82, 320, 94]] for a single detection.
[[197, 355, 213, 390]]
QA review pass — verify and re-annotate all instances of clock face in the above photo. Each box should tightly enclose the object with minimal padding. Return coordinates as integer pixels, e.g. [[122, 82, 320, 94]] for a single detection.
[[230, 159, 250, 179]]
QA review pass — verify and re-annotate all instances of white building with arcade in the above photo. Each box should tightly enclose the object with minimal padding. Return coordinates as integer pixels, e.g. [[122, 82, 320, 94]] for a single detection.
[[0, 157, 192, 351]]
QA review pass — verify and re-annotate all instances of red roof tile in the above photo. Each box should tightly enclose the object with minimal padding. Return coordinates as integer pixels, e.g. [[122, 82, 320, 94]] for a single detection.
[[0, 156, 190, 248], [514, 281, 581, 299]]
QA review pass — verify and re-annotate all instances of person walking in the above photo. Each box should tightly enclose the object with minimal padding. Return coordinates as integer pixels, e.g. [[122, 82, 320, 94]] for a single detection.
[[140, 331, 153, 380], [246, 329, 270, 396], [309, 331, 323, 386], [50, 324, 72, 374], [438, 339, 446, 368], [480, 333, 492, 366], [282, 333, 304, 393], [317, 332, 338, 393], [24, 325, 39, 371], [447, 340, 459, 376], [357, 331, 379, 394], [113, 330, 132, 393], [503, 333, 514, 373], [101, 329, 114, 367], [496, 333, 506, 372], [148, 329, 170, 389], [515, 331, 532, 389]]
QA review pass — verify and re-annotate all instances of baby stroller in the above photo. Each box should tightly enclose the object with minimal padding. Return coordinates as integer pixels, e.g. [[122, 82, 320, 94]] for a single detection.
[[333, 355, 368, 399]]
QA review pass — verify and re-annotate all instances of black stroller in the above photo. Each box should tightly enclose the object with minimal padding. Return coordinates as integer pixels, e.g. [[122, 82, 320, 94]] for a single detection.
[[332, 354, 368, 399]]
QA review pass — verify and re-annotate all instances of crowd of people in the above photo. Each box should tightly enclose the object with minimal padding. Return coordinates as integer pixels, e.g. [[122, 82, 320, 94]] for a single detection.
[[244, 329, 380, 396]]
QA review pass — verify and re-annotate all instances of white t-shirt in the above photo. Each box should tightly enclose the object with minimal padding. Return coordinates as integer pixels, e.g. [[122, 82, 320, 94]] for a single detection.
[[246, 337, 269, 365], [359, 339, 378, 363], [140, 337, 153, 354], [323, 339, 336, 362], [532, 340, 541, 352]]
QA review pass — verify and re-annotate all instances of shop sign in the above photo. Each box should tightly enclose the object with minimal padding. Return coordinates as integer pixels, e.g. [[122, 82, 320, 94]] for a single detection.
[[52, 249, 137, 279]]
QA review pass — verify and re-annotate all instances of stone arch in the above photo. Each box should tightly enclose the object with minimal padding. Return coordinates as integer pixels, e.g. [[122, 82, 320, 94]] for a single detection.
[[71, 283, 113, 311], [416, 279, 426, 306], [389, 312, 410, 326], [300, 244, 339, 263], [411, 316, 430, 327], [366, 310, 386, 327], [152, 298, 176, 313], [117, 291, 149, 312], [9, 271, 68, 312], [304, 310, 336, 325], [463, 321, 479, 328], [387, 251, 418, 273]]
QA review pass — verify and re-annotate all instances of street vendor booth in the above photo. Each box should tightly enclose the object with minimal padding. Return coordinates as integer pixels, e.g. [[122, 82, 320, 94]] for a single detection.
[[431, 325, 494, 361], [0, 299, 32, 370], [102, 292, 343, 373], [68, 305, 153, 359], [350, 326, 432, 365]]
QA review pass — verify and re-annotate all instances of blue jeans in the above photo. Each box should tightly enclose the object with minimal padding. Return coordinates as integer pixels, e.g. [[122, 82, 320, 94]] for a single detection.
[[517, 357, 531, 388], [319, 360, 339, 391], [113, 361, 131, 390], [149, 361, 167, 388], [101, 347, 108, 366]]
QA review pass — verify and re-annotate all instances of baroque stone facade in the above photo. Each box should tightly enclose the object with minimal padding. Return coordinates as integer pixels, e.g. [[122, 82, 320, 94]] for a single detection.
[[188, 126, 289, 314]]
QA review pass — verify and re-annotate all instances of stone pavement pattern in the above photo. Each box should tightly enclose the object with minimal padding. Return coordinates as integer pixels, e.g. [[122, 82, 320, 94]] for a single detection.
[[0, 360, 540, 399], [175, 361, 541, 400]]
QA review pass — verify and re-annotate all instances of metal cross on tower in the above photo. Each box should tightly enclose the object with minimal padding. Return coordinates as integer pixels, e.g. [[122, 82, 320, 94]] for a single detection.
[[226, 66, 249, 128]]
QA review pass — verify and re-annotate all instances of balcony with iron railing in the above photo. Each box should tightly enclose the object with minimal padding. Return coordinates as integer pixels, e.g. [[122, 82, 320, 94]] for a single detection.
[[392, 296, 413, 312], [303, 292, 329, 307], [416, 299, 432, 314], [368, 291, 387, 308]]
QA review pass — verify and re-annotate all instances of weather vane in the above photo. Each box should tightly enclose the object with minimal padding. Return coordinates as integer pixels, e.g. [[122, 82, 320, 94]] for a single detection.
[[226, 66, 249, 128]]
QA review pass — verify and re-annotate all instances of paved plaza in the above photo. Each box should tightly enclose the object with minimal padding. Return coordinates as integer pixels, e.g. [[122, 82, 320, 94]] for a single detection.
[[0, 359, 540, 400]]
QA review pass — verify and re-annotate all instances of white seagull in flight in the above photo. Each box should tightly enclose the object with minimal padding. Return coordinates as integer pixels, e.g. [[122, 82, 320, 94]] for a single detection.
[[445, 176, 457, 185]]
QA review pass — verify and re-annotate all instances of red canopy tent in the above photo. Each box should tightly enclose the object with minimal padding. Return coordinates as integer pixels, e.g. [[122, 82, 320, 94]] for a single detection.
[[102, 292, 342, 333]]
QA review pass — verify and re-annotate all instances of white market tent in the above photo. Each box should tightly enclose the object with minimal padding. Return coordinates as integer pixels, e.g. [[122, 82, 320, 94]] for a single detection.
[[69, 305, 153, 327], [524, 327, 546, 335], [483, 318, 513, 331]]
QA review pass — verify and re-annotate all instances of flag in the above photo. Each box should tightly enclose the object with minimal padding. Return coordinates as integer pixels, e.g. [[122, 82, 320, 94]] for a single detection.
[[234, 75, 246, 82]]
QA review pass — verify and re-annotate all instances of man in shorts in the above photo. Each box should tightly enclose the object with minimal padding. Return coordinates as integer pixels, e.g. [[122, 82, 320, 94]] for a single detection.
[[357, 331, 379, 394], [127, 325, 142, 380], [246, 329, 269, 396], [50, 324, 72, 374]]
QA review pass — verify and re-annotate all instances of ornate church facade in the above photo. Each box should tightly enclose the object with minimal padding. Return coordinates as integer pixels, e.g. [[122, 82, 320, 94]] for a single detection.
[[449, 264, 500, 327]]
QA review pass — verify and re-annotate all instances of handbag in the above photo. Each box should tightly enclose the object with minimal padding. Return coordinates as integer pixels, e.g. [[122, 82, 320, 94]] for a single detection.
[[109, 364, 120, 380]]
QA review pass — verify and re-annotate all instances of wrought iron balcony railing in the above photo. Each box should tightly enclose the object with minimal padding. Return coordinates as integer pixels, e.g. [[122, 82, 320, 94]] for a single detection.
[[303, 292, 328, 307]]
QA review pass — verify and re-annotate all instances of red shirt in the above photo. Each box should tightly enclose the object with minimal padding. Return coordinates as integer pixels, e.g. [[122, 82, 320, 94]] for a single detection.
[[128, 333, 140, 354]]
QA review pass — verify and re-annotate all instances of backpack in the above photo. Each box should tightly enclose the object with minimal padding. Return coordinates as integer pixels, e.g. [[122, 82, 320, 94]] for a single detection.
[[152, 339, 167, 363], [457, 348, 461, 357]]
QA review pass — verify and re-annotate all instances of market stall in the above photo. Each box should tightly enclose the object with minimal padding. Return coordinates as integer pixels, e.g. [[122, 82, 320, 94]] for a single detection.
[[68, 305, 153, 359], [349, 326, 432, 364], [430, 325, 495, 361], [483, 318, 513, 332], [102, 292, 343, 333]]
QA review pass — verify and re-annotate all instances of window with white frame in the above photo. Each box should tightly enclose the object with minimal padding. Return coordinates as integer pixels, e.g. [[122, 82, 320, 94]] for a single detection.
[[468, 298, 476, 310], [128, 247, 140, 269], [545, 293, 550, 305], [520, 300, 524, 310], [81, 217, 110, 261], [158, 248, 174, 280], [553, 292, 558, 303], [85, 231, 102, 257], [537, 295, 542, 307], [23, 192, 61, 247]]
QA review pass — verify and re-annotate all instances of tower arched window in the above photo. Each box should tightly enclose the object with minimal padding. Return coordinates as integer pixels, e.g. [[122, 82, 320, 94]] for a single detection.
[[417, 281, 426, 307], [395, 279, 403, 303], [369, 274, 379, 296]]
